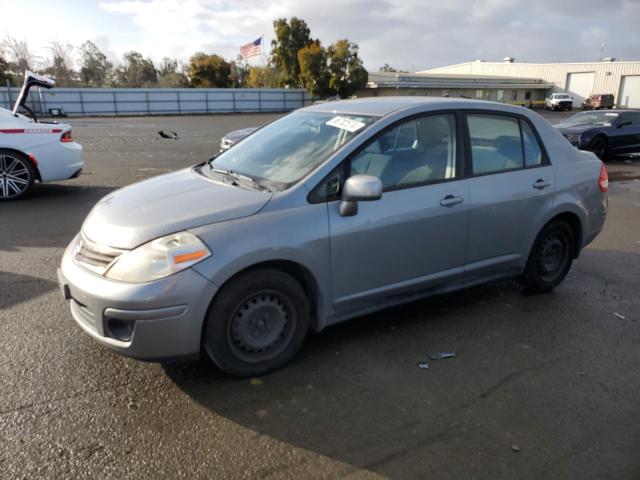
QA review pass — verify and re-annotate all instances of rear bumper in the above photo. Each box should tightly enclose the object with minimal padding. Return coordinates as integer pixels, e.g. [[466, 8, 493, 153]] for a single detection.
[[58, 236, 218, 361], [31, 141, 84, 182]]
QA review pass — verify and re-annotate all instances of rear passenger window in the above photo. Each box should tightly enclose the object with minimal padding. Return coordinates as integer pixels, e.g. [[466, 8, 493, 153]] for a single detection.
[[468, 114, 523, 174], [520, 120, 543, 166]]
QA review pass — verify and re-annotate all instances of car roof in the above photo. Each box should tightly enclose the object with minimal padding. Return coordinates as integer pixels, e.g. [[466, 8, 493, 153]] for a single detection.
[[302, 96, 526, 117]]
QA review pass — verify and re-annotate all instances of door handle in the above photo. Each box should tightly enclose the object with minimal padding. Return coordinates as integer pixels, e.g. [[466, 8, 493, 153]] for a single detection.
[[439, 195, 464, 207], [533, 179, 551, 190]]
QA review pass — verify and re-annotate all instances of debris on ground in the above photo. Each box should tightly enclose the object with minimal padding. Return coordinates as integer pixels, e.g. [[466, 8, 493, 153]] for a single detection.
[[511, 444, 521, 452], [250, 378, 263, 386], [614, 312, 626, 320], [418, 362, 429, 369], [428, 352, 457, 360], [158, 130, 178, 139]]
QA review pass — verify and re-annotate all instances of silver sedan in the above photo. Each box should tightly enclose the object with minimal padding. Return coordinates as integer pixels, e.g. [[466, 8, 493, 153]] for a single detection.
[[59, 97, 608, 377]]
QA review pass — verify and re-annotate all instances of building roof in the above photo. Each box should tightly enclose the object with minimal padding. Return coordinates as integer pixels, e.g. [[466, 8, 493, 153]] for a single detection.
[[421, 60, 640, 72], [366, 71, 552, 90]]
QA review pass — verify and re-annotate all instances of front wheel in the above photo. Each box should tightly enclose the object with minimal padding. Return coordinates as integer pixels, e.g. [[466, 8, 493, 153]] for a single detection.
[[0, 149, 35, 201], [203, 269, 310, 377], [523, 221, 575, 293], [587, 136, 609, 161]]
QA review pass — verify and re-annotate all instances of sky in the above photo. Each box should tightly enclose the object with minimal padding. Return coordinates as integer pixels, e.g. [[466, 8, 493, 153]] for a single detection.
[[1, 0, 639, 72]]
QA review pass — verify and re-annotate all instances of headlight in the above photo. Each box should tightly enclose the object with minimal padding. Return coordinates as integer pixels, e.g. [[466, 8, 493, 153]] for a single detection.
[[565, 133, 581, 143], [105, 231, 211, 283]]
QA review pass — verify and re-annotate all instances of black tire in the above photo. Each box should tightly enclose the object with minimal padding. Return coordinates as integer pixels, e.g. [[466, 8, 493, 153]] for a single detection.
[[587, 135, 609, 161], [568, 106, 573, 111], [203, 269, 310, 377], [524, 221, 575, 293], [0, 149, 35, 201]]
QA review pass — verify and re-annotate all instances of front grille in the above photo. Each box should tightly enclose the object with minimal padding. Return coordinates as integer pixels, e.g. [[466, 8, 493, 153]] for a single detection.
[[73, 234, 125, 275]]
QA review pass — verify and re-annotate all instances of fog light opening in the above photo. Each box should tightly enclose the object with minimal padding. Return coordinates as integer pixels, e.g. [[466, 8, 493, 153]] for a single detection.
[[105, 317, 135, 342]]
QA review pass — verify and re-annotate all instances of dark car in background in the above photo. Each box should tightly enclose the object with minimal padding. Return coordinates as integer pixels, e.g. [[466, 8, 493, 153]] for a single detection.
[[582, 94, 615, 110], [555, 110, 640, 160]]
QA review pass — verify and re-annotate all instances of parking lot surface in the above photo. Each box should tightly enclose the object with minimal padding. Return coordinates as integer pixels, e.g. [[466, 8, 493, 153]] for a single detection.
[[1, 111, 639, 479]]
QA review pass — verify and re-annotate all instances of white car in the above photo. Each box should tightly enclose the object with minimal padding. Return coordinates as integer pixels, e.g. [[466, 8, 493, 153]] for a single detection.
[[0, 72, 83, 200], [544, 93, 574, 111]]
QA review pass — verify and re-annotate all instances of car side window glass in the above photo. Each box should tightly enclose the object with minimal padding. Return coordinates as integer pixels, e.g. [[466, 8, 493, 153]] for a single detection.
[[520, 120, 543, 167], [350, 114, 457, 190], [467, 114, 523, 175]]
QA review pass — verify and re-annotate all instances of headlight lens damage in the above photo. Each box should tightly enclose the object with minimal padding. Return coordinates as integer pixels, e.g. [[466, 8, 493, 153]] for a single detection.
[[105, 231, 211, 283]]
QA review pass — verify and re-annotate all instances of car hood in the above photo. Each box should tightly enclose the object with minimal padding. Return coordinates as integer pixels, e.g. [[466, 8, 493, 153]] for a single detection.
[[82, 167, 271, 249], [554, 123, 598, 135]]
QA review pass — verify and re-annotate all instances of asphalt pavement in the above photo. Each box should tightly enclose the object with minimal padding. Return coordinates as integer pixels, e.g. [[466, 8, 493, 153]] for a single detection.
[[1, 110, 639, 479]]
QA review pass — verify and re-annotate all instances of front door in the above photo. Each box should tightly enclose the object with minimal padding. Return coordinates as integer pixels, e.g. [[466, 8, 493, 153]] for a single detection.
[[327, 113, 469, 313]]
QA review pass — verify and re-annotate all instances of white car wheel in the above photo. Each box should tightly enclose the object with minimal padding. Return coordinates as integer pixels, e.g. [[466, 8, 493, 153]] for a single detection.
[[0, 150, 35, 201]]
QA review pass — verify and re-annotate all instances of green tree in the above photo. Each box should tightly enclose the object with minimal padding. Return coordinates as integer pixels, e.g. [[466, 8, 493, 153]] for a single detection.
[[115, 51, 157, 87], [379, 63, 397, 73], [270, 17, 311, 87], [229, 57, 249, 88], [187, 53, 231, 88], [327, 39, 368, 98], [298, 40, 328, 98], [157, 57, 188, 87], [79, 41, 113, 87], [245, 66, 279, 88], [44, 41, 77, 86]]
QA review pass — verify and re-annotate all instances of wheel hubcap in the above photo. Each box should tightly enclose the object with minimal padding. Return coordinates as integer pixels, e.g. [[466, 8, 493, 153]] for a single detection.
[[590, 139, 605, 158], [0, 154, 30, 198], [536, 232, 568, 281], [228, 292, 295, 363]]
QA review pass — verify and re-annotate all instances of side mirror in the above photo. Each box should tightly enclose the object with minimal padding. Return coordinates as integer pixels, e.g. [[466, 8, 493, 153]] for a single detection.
[[339, 174, 383, 217], [617, 121, 631, 128]]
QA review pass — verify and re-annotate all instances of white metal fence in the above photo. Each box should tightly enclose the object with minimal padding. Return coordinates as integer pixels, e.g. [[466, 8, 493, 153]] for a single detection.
[[0, 87, 312, 116]]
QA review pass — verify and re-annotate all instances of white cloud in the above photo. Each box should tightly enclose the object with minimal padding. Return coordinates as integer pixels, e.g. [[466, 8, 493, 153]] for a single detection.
[[4, 0, 640, 71]]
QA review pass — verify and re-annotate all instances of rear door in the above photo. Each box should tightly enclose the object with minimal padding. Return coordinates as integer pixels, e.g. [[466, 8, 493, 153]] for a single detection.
[[464, 112, 554, 277]]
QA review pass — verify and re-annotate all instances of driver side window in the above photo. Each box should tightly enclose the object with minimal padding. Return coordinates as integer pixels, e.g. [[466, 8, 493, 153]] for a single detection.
[[349, 114, 457, 190]]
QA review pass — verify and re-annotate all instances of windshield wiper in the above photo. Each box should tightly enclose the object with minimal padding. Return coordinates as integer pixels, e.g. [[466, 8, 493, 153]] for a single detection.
[[208, 168, 270, 192]]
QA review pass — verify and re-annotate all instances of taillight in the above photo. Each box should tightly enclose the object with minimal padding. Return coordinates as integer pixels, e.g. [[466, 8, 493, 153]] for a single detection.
[[60, 131, 73, 143], [598, 162, 608, 193]]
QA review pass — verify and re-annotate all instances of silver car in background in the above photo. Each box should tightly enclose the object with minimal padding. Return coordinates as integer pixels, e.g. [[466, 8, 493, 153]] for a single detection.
[[59, 97, 608, 377], [219, 126, 258, 151]]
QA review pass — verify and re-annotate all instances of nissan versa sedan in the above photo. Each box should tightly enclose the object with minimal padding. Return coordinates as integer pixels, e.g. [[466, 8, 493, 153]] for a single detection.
[[58, 97, 608, 377]]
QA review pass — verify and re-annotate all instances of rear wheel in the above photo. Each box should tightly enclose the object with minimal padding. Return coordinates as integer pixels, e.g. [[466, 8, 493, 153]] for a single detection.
[[0, 150, 35, 201], [203, 269, 310, 377], [588, 136, 609, 161], [524, 221, 575, 293]]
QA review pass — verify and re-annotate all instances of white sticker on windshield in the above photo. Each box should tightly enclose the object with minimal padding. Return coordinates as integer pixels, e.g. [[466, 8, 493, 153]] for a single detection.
[[326, 116, 366, 133], [604, 113, 619, 116]]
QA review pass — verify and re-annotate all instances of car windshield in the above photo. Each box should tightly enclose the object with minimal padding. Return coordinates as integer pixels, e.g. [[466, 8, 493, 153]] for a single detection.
[[554, 94, 570, 99], [205, 111, 377, 190], [564, 111, 619, 127]]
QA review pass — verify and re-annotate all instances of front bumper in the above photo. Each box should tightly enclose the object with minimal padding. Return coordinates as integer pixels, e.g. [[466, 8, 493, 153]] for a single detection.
[[58, 239, 218, 361]]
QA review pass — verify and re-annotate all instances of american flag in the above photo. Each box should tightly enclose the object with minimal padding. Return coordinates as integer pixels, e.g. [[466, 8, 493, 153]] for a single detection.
[[240, 37, 263, 59]]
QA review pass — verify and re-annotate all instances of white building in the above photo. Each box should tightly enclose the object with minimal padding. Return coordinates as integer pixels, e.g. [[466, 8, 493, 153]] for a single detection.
[[420, 58, 640, 108]]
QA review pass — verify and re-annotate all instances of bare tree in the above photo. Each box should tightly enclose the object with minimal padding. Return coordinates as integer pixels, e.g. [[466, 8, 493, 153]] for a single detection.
[[2, 35, 35, 73], [45, 41, 77, 86]]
